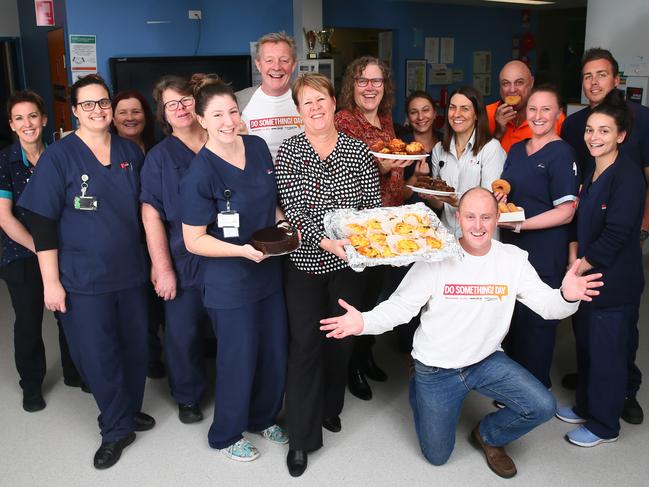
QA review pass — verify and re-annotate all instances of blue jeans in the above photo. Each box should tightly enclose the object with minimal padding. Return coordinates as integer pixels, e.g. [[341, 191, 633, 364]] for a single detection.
[[409, 351, 555, 466]]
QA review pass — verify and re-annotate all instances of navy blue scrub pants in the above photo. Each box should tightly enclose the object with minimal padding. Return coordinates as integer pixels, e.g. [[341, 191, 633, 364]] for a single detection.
[[574, 303, 636, 439], [60, 285, 149, 443], [206, 290, 287, 449], [626, 301, 642, 397], [504, 274, 561, 389], [164, 285, 208, 405]]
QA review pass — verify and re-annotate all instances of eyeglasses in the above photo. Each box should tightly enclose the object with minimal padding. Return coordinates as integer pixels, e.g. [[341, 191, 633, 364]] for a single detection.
[[164, 96, 195, 111], [355, 77, 384, 88], [77, 98, 112, 112]]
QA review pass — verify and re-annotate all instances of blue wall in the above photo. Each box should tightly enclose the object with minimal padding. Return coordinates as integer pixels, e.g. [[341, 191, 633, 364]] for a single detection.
[[64, 0, 294, 89], [324, 0, 538, 118], [16, 0, 67, 142]]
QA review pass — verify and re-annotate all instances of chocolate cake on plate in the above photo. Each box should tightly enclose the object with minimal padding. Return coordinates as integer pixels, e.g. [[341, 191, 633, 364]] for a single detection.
[[251, 221, 299, 255]]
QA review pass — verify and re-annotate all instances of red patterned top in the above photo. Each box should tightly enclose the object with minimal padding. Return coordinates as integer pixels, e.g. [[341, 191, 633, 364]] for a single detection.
[[334, 109, 403, 207]]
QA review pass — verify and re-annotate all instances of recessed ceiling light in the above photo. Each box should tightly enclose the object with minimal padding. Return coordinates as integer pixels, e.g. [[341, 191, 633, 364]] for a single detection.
[[484, 0, 555, 5]]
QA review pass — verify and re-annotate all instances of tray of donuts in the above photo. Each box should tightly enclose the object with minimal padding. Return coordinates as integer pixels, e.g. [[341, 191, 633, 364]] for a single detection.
[[491, 179, 526, 223], [323, 203, 463, 272], [369, 138, 429, 161]]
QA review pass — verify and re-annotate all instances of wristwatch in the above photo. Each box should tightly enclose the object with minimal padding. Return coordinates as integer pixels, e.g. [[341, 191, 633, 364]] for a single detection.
[[641, 229, 649, 242]]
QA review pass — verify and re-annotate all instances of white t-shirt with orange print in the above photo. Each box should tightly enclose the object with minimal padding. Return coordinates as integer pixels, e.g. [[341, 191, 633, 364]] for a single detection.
[[361, 239, 578, 369]]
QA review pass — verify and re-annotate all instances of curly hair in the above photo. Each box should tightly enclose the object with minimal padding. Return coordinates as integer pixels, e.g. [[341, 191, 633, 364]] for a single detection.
[[337, 56, 394, 115]]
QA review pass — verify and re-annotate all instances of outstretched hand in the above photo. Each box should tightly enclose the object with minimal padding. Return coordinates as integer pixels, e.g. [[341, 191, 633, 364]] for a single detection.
[[561, 258, 604, 302], [319, 299, 364, 338]]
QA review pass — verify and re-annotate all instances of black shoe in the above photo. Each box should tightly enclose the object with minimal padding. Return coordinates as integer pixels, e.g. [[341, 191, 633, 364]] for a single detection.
[[287, 450, 308, 477], [348, 368, 372, 401], [179, 403, 203, 424], [64, 377, 91, 393], [64, 376, 83, 388], [22, 392, 46, 412], [561, 372, 578, 390], [134, 412, 156, 431], [147, 360, 166, 379], [622, 396, 644, 425], [322, 416, 341, 433], [363, 352, 388, 382], [93, 432, 136, 470]]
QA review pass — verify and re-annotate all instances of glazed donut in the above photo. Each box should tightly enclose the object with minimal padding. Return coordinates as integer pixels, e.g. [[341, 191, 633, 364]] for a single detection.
[[498, 202, 509, 213], [506, 202, 519, 212], [491, 179, 511, 195]]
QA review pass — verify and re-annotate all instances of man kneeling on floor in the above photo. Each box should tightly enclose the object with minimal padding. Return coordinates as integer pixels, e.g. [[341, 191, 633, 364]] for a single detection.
[[320, 187, 603, 478]]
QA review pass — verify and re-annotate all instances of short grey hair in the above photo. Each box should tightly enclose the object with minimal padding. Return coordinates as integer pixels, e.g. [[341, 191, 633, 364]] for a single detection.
[[255, 31, 297, 61]]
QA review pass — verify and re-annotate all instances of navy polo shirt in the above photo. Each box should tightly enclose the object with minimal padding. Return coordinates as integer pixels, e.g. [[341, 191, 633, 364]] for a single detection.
[[140, 135, 203, 288], [577, 153, 645, 307], [0, 142, 37, 267], [561, 101, 649, 180], [180, 135, 281, 309], [17, 133, 148, 294], [501, 139, 579, 277]]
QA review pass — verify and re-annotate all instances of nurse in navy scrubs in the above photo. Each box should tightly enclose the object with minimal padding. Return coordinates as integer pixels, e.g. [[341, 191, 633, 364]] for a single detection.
[[140, 75, 209, 424], [0, 90, 82, 412], [18, 74, 155, 469], [181, 74, 288, 462], [498, 85, 579, 389], [556, 91, 645, 447]]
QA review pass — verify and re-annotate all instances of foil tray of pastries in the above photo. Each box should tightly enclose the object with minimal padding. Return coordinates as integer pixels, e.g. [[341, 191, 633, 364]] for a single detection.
[[323, 203, 463, 272], [369, 138, 429, 160]]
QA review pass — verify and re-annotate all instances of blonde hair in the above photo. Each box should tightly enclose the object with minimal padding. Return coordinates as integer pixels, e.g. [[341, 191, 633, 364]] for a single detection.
[[255, 31, 297, 61], [291, 73, 335, 107]]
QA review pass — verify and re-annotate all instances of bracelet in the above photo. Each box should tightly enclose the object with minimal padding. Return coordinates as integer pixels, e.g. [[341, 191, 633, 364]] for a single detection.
[[513, 222, 522, 233]]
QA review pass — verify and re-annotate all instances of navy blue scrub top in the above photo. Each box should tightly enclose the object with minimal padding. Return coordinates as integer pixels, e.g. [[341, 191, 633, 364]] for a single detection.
[[17, 133, 148, 294], [180, 134, 281, 309], [140, 135, 203, 288], [0, 142, 36, 266], [500, 139, 579, 277], [561, 101, 649, 180], [577, 154, 645, 308]]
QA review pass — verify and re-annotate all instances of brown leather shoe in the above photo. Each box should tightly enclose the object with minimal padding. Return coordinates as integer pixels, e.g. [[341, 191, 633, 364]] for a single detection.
[[471, 424, 517, 479]]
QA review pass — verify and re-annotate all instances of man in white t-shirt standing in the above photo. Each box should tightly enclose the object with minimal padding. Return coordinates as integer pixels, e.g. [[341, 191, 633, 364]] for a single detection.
[[237, 32, 303, 160], [320, 188, 603, 479]]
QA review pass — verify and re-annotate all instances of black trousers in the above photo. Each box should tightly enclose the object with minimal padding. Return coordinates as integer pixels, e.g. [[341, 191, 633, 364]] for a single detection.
[[349, 265, 386, 368], [284, 260, 366, 451], [1, 256, 79, 394]]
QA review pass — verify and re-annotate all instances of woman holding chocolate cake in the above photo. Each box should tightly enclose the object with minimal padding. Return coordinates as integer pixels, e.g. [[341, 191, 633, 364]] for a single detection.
[[180, 74, 288, 463], [276, 72, 381, 477], [426, 86, 506, 238]]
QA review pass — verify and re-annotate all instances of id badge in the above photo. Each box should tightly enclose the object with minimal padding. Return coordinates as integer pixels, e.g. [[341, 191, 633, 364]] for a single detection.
[[217, 211, 240, 238], [74, 195, 98, 211]]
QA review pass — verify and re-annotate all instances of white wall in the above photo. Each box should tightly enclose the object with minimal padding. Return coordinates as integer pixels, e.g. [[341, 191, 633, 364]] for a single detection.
[[0, 0, 20, 37], [585, 0, 649, 74]]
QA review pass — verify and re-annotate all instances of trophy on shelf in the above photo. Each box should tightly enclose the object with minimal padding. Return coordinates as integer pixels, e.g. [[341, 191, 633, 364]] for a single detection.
[[315, 28, 334, 58], [303, 29, 318, 59]]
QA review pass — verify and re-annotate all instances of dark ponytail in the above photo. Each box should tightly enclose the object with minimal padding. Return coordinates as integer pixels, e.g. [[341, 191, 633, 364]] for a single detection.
[[591, 89, 633, 137], [190, 73, 237, 116]]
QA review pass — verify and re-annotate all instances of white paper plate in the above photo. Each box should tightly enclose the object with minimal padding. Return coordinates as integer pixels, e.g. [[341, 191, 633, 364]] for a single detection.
[[498, 210, 526, 223], [406, 185, 458, 197], [370, 151, 429, 161]]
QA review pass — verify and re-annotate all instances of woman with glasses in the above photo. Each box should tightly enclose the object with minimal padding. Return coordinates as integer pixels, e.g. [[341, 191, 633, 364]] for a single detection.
[[498, 85, 578, 390], [140, 75, 209, 425], [333, 56, 397, 401], [425, 86, 506, 238], [18, 74, 154, 470], [0, 90, 83, 412]]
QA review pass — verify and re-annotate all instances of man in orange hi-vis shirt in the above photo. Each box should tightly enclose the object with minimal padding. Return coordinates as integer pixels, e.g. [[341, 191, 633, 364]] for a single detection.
[[486, 60, 565, 152]]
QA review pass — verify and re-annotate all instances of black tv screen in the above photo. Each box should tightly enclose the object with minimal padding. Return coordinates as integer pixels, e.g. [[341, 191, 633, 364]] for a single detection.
[[109, 55, 252, 102]]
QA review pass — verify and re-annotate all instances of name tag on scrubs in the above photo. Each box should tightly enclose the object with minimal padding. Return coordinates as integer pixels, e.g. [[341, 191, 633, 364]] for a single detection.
[[218, 211, 240, 238], [74, 195, 98, 211]]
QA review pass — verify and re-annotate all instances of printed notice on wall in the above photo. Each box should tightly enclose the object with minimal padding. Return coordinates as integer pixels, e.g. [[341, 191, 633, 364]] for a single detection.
[[69, 35, 97, 83], [440, 37, 454, 64]]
